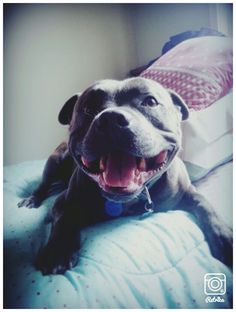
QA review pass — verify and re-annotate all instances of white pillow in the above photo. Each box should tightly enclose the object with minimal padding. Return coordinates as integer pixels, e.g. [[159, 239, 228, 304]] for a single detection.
[[180, 92, 232, 181]]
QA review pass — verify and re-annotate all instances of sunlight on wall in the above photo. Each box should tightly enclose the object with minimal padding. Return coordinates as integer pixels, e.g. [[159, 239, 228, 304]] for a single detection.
[[3, 3, 232, 165]]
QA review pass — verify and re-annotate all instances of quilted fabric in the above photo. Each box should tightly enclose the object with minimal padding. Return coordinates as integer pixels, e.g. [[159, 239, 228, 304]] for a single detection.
[[4, 161, 232, 308], [141, 37, 232, 110]]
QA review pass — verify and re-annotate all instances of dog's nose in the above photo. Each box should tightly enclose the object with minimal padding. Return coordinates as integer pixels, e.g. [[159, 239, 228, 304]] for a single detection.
[[97, 111, 130, 131]]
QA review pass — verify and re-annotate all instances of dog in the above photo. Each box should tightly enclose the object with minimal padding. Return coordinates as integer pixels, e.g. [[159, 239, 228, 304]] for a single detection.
[[18, 77, 232, 275]]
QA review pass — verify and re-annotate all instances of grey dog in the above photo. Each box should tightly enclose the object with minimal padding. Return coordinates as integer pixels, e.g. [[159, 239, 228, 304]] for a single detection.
[[18, 77, 232, 275]]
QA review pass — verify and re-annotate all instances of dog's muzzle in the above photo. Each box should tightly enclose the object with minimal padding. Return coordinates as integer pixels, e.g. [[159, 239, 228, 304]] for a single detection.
[[72, 109, 178, 201]]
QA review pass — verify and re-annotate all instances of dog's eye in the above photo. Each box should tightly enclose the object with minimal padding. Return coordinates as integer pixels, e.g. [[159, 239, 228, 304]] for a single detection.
[[142, 96, 159, 107], [83, 106, 99, 117], [83, 107, 93, 116]]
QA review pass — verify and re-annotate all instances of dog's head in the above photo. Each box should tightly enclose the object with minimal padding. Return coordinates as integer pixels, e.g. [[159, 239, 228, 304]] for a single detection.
[[59, 77, 189, 202]]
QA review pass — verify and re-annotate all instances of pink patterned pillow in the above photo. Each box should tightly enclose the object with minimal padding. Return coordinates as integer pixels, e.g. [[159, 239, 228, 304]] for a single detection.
[[141, 37, 232, 110]]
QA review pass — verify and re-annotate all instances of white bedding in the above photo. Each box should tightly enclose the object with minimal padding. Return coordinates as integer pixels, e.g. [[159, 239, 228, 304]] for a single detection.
[[3, 160, 232, 308], [181, 92, 233, 181], [195, 161, 232, 228]]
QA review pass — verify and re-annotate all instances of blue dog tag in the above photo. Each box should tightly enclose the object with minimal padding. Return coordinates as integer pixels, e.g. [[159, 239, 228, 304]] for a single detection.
[[105, 200, 123, 217]]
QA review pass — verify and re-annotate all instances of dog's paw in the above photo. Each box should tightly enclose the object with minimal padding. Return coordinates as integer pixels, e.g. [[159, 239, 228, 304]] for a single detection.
[[209, 224, 233, 268], [35, 242, 79, 275], [17, 196, 41, 209]]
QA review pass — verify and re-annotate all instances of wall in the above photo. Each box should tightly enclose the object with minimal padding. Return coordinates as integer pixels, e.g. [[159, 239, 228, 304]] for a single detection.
[[4, 4, 137, 165], [129, 3, 233, 66], [4, 3, 233, 165], [209, 3, 233, 37]]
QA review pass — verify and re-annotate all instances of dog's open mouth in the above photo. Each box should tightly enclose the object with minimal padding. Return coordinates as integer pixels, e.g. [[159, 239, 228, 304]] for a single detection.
[[78, 149, 174, 194]]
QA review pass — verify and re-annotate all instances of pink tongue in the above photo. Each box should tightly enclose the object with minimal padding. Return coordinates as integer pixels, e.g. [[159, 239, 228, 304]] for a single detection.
[[103, 152, 137, 187]]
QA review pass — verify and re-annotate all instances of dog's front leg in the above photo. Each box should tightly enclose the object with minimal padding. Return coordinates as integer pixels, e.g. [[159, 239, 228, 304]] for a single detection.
[[35, 192, 81, 275], [18, 143, 74, 209], [35, 169, 105, 275], [179, 186, 232, 268]]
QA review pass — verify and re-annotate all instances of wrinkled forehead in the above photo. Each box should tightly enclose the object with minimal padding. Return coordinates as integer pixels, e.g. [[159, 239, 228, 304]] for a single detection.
[[90, 78, 169, 102]]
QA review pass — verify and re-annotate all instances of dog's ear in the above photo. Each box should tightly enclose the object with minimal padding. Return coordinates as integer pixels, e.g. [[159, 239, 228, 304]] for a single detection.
[[58, 93, 80, 125], [169, 90, 189, 120]]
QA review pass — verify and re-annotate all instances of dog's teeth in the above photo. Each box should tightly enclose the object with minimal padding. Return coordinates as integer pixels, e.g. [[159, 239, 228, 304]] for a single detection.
[[158, 163, 165, 171], [135, 169, 140, 176], [81, 156, 90, 168], [138, 158, 146, 171], [100, 157, 106, 172]]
